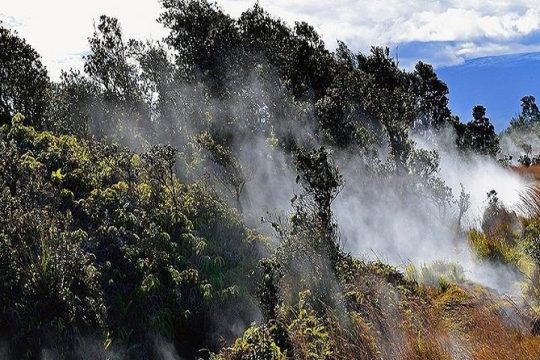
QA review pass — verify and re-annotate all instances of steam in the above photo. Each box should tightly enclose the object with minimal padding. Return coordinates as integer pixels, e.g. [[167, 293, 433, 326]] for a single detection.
[[415, 126, 532, 223], [137, 65, 532, 296], [333, 127, 529, 295], [70, 27, 537, 354], [233, 123, 531, 296], [215, 133, 525, 300], [153, 336, 183, 360], [36, 337, 183, 360], [500, 125, 540, 160]]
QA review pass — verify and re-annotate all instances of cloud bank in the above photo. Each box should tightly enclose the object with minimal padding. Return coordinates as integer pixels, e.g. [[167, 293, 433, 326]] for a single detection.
[[219, 0, 540, 67], [2, 0, 540, 78]]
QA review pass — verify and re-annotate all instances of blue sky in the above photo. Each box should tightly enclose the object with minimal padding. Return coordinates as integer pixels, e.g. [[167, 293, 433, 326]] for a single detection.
[[1, 0, 539, 129], [397, 33, 540, 130], [437, 52, 540, 131]]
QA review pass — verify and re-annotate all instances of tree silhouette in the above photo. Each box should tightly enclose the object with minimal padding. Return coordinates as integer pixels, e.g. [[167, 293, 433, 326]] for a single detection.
[[0, 26, 49, 127], [458, 105, 500, 156], [509, 95, 540, 131]]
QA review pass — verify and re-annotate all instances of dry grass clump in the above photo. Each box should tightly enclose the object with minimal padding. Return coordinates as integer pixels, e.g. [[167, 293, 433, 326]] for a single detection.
[[428, 281, 540, 360], [468, 229, 522, 266], [518, 186, 540, 218], [218, 259, 540, 360], [511, 165, 540, 182], [433, 285, 472, 312], [399, 335, 452, 360], [404, 261, 465, 290], [326, 311, 379, 359], [398, 298, 453, 360], [348, 261, 459, 360], [467, 304, 540, 360], [338, 265, 540, 360]]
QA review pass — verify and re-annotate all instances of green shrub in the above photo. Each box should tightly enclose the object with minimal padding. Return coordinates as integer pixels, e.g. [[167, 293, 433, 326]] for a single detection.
[[0, 120, 265, 357], [216, 325, 287, 360], [405, 261, 465, 289]]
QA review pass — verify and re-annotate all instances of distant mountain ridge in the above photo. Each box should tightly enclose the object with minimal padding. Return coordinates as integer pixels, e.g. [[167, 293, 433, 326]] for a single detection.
[[448, 52, 540, 69], [436, 52, 540, 132]]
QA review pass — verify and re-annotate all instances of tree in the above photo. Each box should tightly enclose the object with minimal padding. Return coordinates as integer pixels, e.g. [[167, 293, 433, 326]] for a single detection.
[[159, 0, 241, 93], [85, 16, 141, 100], [285, 22, 334, 101], [467, 105, 500, 156], [294, 147, 343, 265], [314, 41, 378, 150], [237, 4, 293, 68], [519, 143, 533, 167], [521, 96, 540, 121], [359, 47, 417, 173], [46, 70, 98, 136], [315, 87, 360, 148], [196, 131, 250, 213], [412, 61, 451, 130], [509, 95, 540, 130], [0, 25, 49, 127], [258, 147, 344, 321], [84, 15, 152, 143]]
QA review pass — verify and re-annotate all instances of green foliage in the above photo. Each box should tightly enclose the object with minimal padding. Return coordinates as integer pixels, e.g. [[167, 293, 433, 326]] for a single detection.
[[257, 257, 283, 322], [159, 0, 241, 91], [197, 131, 248, 212], [0, 119, 263, 358], [468, 229, 522, 266], [406, 147, 453, 214], [46, 70, 96, 137], [509, 96, 540, 131], [295, 148, 343, 202], [255, 147, 345, 329], [481, 190, 520, 241], [286, 291, 334, 360], [0, 129, 105, 356], [523, 219, 540, 266], [291, 147, 343, 270], [456, 105, 500, 157], [0, 26, 50, 127], [412, 61, 452, 130], [359, 47, 417, 172], [217, 324, 287, 360]]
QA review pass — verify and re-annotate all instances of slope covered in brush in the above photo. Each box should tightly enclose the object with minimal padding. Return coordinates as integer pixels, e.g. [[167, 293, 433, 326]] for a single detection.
[[0, 116, 264, 358], [2, 0, 540, 359]]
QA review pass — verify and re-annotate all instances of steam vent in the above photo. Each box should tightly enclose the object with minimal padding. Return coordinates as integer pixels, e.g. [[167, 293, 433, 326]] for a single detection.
[[2, 0, 540, 358]]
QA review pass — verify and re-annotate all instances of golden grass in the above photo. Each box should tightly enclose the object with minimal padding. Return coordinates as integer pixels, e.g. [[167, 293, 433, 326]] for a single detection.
[[218, 259, 540, 360], [468, 229, 522, 266], [404, 261, 465, 289], [511, 165, 540, 182], [399, 297, 453, 360], [467, 305, 540, 360], [400, 335, 452, 360]]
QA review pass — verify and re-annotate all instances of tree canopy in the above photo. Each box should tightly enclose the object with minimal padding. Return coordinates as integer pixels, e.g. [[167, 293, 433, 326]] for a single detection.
[[0, 26, 49, 127], [0, 2, 526, 358]]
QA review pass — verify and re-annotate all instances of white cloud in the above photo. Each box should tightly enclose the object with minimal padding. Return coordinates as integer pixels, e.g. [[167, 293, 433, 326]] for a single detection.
[[1, 0, 166, 80], [0, 13, 23, 27], [453, 41, 540, 59], [225, 0, 540, 45], [1, 0, 540, 79]]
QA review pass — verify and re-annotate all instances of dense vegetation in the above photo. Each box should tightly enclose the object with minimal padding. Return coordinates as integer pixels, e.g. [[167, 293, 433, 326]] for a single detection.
[[501, 95, 540, 165], [2, 1, 540, 359]]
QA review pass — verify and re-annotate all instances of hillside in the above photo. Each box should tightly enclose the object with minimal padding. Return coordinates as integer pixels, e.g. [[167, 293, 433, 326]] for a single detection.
[[512, 165, 540, 182], [2, 1, 540, 359], [4, 119, 540, 359]]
